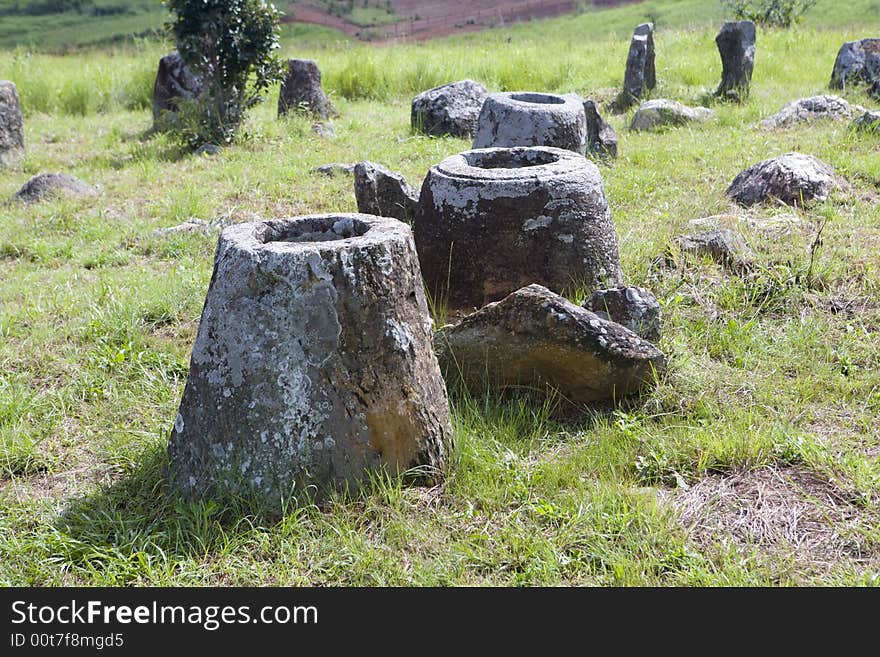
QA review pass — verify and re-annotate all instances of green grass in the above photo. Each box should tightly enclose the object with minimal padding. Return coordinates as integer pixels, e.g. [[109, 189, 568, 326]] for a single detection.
[[1, 1, 880, 586]]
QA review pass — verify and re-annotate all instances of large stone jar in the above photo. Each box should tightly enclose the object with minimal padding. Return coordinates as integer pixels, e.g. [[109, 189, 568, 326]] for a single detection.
[[414, 146, 623, 310], [472, 92, 587, 155], [167, 213, 453, 508]]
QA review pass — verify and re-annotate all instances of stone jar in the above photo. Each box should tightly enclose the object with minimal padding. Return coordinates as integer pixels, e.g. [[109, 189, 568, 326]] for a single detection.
[[472, 92, 587, 155], [167, 213, 453, 509], [414, 146, 623, 310]]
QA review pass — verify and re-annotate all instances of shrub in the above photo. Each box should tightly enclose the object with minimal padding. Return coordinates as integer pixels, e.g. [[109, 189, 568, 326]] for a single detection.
[[722, 0, 818, 27], [164, 0, 285, 146]]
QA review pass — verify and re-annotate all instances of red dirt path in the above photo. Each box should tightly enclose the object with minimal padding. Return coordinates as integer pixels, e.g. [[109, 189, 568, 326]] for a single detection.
[[284, 1, 642, 42]]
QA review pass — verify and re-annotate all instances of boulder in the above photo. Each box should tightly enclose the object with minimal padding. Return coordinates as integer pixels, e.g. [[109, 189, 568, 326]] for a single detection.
[[630, 99, 714, 131], [618, 23, 656, 109], [434, 284, 666, 403], [583, 98, 618, 159], [472, 92, 587, 155], [0, 80, 24, 167], [584, 286, 662, 343], [13, 173, 97, 203], [152, 51, 203, 130], [760, 95, 863, 130], [278, 59, 334, 118], [414, 146, 623, 310], [727, 152, 837, 207], [167, 213, 453, 508], [353, 161, 419, 223], [411, 79, 489, 138], [673, 229, 752, 271], [830, 38, 880, 95], [853, 110, 880, 132], [715, 20, 756, 101]]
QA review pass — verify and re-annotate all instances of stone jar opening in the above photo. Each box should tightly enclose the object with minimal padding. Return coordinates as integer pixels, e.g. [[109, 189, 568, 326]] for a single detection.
[[258, 215, 372, 244]]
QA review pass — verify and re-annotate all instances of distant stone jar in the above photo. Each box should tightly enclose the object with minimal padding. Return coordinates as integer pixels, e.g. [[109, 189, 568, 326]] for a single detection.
[[152, 51, 203, 130], [472, 92, 587, 155], [167, 213, 453, 509], [277, 59, 333, 118], [414, 146, 623, 310]]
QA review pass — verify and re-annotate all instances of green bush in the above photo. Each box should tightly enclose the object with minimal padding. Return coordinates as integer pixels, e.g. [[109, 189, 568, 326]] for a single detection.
[[722, 0, 819, 27], [164, 0, 285, 146]]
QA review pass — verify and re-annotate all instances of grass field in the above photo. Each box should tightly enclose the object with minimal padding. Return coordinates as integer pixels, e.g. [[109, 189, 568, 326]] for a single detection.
[[1, 0, 879, 585]]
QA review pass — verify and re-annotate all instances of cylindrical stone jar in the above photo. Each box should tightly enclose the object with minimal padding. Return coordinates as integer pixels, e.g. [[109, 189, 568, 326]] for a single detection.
[[472, 92, 587, 155], [414, 146, 624, 310], [167, 213, 453, 509]]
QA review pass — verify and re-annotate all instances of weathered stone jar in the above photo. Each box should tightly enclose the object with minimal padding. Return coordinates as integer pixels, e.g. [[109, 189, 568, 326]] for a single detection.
[[167, 213, 453, 509], [472, 92, 587, 155], [414, 146, 623, 310]]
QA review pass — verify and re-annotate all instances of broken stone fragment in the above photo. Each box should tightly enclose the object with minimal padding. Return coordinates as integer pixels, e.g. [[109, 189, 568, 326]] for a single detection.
[[435, 284, 666, 403], [715, 20, 756, 101], [411, 79, 488, 138], [617, 22, 656, 110], [166, 213, 453, 509], [278, 59, 334, 119], [727, 152, 837, 207], [582, 98, 618, 159], [830, 38, 880, 95], [353, 161, 419, 223], [414, 146, 623, 310], [13, 172, 97, 203], [630, 99, 714, 131], [584, 286, 662, 343], [760, 95, 863, 130], [152, 51, 203, 131], [672, 228, 752, 271], [472, 91, 587, 155], [0, 80, 24, 167]]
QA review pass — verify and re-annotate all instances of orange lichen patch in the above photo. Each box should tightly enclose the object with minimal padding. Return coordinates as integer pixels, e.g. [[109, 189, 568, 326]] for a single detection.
[[366, 400, 424, 471]]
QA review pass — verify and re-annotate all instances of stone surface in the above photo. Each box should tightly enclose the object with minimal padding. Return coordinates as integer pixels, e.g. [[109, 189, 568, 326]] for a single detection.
[[619, 23, 656, 109], [853, 109, 880, 131], [314, 163, 356, 176], [761, 95, 862, 130], [0, 80, 24, 167], [411, 79, 489, 138], [673, 229, 751, 270], [630, 99, 714, 131], [830, 38, 880, 96], [167, 213, 452, 508], [688, 212, 809, 237], [152, 51, 203, 129], [715, 20, 756, 101], [434, 284, 666, 403], [582, 98, 618, 159], [13, 173, 97, 202], [584, 286, 662, 343], [311, 121, 336, 138], [353, 161, 419, 223], [278, 59, 333, 118], [472, 92, 587, 155], [727, 152, 836, 207], [194, 143, 221, 156], [414, 146, 623, 310]]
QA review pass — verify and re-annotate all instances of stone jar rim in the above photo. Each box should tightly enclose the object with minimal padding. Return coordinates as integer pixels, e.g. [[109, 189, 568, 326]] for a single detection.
[[220, 213, 412, 255], [432, 146, 589, 182]]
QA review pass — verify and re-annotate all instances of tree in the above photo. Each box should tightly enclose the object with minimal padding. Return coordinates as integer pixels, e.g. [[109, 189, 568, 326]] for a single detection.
[[722, 0, 818, 28], [164, 0, 285, 146]]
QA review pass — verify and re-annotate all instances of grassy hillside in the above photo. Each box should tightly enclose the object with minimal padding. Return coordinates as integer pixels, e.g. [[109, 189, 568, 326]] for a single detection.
[[1, 1, 879, 585]]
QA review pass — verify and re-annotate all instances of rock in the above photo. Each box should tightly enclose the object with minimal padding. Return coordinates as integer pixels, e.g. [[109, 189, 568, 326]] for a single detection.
[[353, 161, 419, 223], [853, 110, 880, 132], [312, 121, 336, 138], [715, 20, 756, 101], [411, 79, 489, 138], [618, 23, 656, 109], [13, 173, 97, 202], [414, 146, 623, 310], [166, 213, 453, 508], [434, 284, 666, 403], [760, 95, 863, 130], [0, 80, 24, 167], [830, 38, 880, 95], [727, 153, 837, 207], [472, 92, 587, 155], [153, 214, 236, 237], [194, 143, 221, 156], [584, 286, 662, 343], [630, 99, 714, 131], [688, 212, 808, 237], [673, 229, 751, 270], [582, 98, 618, 159], [313, 163, 356, 176], [277, 59, 334, 118], [152, 51, 203, 130]]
